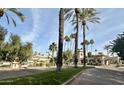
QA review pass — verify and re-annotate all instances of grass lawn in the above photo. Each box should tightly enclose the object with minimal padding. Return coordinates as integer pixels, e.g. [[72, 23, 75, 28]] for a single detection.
[[0, 67, 87, 85]]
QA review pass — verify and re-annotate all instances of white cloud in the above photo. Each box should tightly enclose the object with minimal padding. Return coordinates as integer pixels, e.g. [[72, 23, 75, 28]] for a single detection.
[[21, 9, 41, 42], [21, 8, 59, 53]]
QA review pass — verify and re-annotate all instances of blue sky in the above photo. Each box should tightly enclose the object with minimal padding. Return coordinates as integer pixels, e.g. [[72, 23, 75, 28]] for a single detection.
[[0, 8, 124, 55]]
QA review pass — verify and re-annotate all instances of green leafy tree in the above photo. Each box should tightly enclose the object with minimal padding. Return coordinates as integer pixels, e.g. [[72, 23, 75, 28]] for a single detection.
[[7, 34, 21, 62], [111, 32, 124, 60], [0, 8, 25, 26], [0, 26, 7, 45], [1, 42, 11, 61], [0, 26, 33, 63], [18, 42, 33, 62], [104, 45, 112, 56], [0, 26, 7, 60]]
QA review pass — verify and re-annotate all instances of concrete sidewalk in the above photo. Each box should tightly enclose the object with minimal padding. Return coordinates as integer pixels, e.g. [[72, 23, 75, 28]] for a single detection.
[[68, 66, 124, 85]]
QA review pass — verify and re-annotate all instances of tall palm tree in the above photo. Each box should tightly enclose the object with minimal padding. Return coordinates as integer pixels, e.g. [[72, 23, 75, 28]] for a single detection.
[[90, 39, 94, 54], [56, 8, 64, 72], [0, 8, 25, 26], [95, 49, 97, 55], [79, 8, 100, 67], [64, 35, 71, 50], [70, 33, 76, 52], [49, 42, 57, 58], [85, 40, 90, 54], [64, 8, 81, 68]]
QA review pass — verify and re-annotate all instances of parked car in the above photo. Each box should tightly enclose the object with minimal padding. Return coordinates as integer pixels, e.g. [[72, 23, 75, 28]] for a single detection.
[[21, 62, 29, 68]]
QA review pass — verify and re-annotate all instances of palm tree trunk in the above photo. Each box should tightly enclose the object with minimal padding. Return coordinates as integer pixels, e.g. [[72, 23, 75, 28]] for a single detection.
[[70, 40, 72, 51], [64, 42, 66, 51], [87, 45, 88, 55], [107, 49, 109, 56], [91, 44, 92, 55], [72, 39, 75, 62], [74, 8, 79, 68], [52, 51, 54, 58], [73, 39, 75, 52], [83, 22, 86, 67], [71, 40, 74, 52], [72, 40, 73, 52], [69, 41, 71, 50], [56, 8, 64, 72], [67, 42, 69, 50]]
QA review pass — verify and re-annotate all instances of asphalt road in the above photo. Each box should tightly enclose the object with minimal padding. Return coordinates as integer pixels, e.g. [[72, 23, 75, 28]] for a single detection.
[[0, 67, 55, 80]]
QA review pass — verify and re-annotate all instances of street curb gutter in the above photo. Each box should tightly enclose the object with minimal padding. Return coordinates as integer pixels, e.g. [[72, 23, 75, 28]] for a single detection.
[[62, 69, 84, 85]]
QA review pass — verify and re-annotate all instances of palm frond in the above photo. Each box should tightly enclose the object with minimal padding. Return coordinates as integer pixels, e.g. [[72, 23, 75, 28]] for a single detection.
[[10, 17, 16, 27], [64, 8, 73, 14], [64, 11, 74, 21], [86, 25, 89, 30], [79, 8, 100, 29], [9, 8, 25, 22], [5, 12, 9, 24], [74, 25, 77, 31]]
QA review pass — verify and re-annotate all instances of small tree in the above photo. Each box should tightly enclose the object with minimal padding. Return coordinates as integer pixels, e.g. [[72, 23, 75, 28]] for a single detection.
[[63, 49, 73, 66], [7, 34, 21, 62], [18, 42, 33, 62], [0, 26, 33, 63]]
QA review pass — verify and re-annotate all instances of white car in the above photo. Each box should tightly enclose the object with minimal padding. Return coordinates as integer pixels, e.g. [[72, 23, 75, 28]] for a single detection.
[[21, 62, 28, 68]]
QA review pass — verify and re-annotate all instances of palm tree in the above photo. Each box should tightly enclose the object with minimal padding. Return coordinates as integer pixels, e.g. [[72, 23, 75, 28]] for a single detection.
[[64, 35, 71, 50], [90, 39, 94, 54], [64, 8, 81, 68], [79, 8, 100, 67], [95, 49, 97, 55], [81, 40, 90, 55], [56, 8, 64, 72], [0, 8, 25, 26], [70, 33, 76, 52], [104, 45, 112, 56], [49, 42, 57, 58], [85, 40, 90, 54]]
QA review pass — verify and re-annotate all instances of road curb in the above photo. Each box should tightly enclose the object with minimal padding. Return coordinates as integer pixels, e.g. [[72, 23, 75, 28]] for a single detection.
[[62, 69, 85, 85]]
